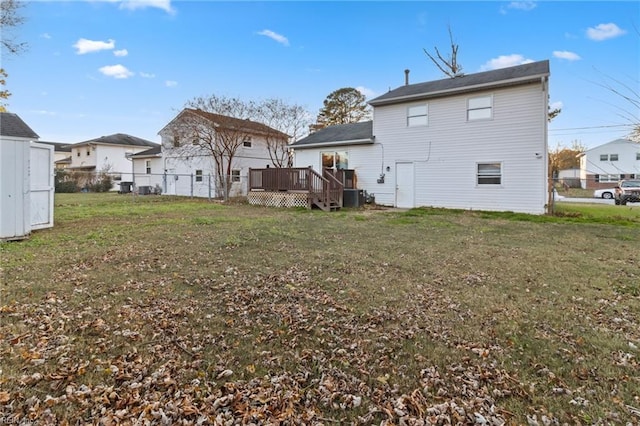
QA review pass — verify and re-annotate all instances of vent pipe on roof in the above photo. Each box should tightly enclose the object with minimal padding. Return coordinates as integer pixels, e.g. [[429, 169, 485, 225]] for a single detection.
[[404, 69, 410, 85]]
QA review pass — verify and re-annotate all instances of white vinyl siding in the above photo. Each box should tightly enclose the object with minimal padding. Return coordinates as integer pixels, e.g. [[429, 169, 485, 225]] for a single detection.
[[467, 95, 493, 121], [407, 104, 428, 127], [371, 83, 547, 214]]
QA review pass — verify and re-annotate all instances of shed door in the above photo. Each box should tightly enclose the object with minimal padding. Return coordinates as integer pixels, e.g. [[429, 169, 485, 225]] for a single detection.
[[30, 142, 54, 230], [396, 162, 415, 208]]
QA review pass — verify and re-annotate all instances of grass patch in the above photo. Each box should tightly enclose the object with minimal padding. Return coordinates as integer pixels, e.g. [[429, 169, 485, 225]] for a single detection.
[[1, 194, 639, 424]]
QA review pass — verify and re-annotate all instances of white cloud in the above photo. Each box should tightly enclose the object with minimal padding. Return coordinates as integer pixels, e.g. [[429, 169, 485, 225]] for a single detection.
[[165, 80, 178, 87], [99, 64, 134, 79], [553, 50, 581, 61], [480, 54, 534, 71], [257, 29, 289, 46], [41, 33, 52, 39], [140, 72, 156, 78], [356, 86, 376, 99], [118, 0, 174, 14], [549, 101, 563, 111], [586, 23, 626, 41], [113, 49, 128, 57], [500, 1, 536, 14], [74, 38, 115, 54], [31, 110, 57, 116]]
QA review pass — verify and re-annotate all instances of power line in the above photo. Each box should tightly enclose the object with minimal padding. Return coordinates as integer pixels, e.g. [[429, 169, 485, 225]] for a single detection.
[[549, 124, 633, 132]]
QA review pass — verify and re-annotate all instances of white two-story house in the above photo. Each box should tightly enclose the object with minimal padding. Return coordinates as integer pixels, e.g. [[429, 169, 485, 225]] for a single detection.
[[68, 133, 159, 189], [578, 139, 640, 189], [158, 108, 289, 198], [291, 60, 550, 214]]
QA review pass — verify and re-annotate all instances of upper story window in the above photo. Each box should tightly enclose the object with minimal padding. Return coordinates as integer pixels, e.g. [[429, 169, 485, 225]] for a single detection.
[[145, 160, 151, 174], [407, 104, 428, 127], [467, 95, 493, 121], [195, 169, 203, 182], [637, 152, 640, 160], [243, 136, 252, 148], [76, 151, 80, 157], [600, 154, 619, 161], [477, 162, 502, 185], [86, 148, 91, 156]]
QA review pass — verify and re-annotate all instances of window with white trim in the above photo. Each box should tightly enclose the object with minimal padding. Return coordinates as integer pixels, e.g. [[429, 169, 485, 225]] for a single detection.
[[407, 104, 428, 127], [477, 162, 502, 185], [243, 136, 252, 148], [145, 160, 151, 174], [636, 152, 640, 160], [231, 169, 241, 182], [600, 154, 608, 161], [609, 154, 618, 161], [195, 169, 203, 182], [467, 95, 493, 121], [596, 174, 620, 183]]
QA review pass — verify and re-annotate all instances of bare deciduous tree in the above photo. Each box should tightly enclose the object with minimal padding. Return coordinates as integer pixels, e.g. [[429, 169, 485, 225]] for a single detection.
[[424, 26, 464, 78], [257, 98, 311, 167]]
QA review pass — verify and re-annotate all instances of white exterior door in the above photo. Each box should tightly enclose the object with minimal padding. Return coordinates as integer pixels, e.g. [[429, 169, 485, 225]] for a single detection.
[[30, 142, 54, 230], [396, 162, 415, 208]]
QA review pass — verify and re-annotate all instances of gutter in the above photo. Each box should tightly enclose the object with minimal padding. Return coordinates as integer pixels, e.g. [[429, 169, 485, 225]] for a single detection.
[[291, 138, 374, 150]]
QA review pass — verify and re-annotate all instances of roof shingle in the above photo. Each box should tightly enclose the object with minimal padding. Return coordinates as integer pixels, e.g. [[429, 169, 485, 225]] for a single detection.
[[291, 121, 373, 149], [0, 112, 40, 139]]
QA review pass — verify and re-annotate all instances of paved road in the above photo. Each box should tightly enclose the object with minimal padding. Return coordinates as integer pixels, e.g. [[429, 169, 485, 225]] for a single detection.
[[557, 197, 614, 205]]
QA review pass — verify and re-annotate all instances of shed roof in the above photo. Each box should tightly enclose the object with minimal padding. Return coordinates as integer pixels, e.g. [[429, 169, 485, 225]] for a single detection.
[[290, 121, 373, 149], [38, 141, 72, 152], [369, 60, 549, 106], [0, 112, 40, 139]]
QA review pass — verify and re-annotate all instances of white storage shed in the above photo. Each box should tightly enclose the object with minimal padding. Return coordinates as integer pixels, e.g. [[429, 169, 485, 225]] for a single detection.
[[1, 112, 54, 241]]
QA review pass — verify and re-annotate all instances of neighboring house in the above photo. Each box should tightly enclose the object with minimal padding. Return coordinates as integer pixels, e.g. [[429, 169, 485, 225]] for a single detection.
[[158, 108, 288, 198], [0, 112, 54, 240], [67, 133, 159, 190], [291, 60, 550, 214], [130, 145, 163, 193], [578, 139, 639, 189], [557, 168, 581, 188], [37, 141, 72, 169]]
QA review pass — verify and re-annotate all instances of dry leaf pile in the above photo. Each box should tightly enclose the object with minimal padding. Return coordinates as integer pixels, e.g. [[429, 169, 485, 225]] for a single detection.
[[2, 249, 639, 424]]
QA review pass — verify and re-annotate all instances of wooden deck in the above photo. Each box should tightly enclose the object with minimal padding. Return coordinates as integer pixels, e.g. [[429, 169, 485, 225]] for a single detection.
[[248, 167, 352, 211]]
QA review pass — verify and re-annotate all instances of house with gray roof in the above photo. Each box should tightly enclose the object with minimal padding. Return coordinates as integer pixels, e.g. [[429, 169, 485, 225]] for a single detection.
[[67, 133, 159, 190], [291, 60, 551, 214]]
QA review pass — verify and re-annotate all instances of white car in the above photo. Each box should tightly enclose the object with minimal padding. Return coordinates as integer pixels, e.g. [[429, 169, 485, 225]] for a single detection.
[[593, 188, 615, 199]]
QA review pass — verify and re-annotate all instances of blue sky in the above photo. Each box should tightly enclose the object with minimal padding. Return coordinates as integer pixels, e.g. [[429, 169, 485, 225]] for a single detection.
[[3, 0, 639, 149]]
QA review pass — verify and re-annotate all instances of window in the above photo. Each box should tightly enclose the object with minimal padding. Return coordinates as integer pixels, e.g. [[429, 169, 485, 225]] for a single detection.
[[407, 104, 428, 127], [597, 174, 619, 183], [321, 151, 348, 169], [86, 149, 91, 156], [76, 151, 80, 157], [145, 160, 151, 174], [468, 95, 492, 121], [600, 154, 608, 161], [600, 154, 619, 161], [477, 162, 502, 185], [609, 154, 618, 161], [636, 152, 640, 160], [243, 136, 252, 148], [231, 169, 241, 182], [195, 170, 203, 182]]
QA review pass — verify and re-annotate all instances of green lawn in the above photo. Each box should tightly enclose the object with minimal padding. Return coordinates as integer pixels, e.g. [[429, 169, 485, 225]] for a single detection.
[[1, 193, 638, 424]]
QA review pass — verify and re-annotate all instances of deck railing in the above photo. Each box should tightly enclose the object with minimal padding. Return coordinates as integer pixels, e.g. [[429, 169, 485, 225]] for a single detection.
[[248, 167, 347, 210]]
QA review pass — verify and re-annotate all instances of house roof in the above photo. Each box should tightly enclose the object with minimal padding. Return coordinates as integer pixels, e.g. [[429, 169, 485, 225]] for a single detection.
[[130, 145, 162, 158], [159, 108, 290, 139], [72, 133, 159, 148], [0, 112, 40, 139], [290, 121, 373, 149], [579, 138, 638, 156], [369, 60, 550, 106], [38, 141, 72, 152]]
